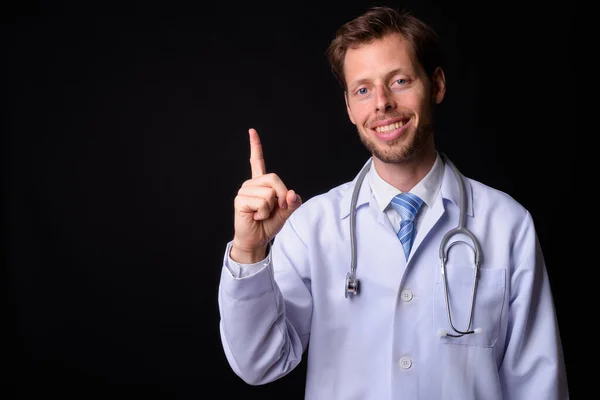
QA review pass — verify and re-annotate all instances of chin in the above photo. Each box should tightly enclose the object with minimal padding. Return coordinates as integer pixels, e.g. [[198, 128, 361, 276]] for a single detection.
[[374, 150, 413, 164], [363, 124, 434, 164], [360, 134, 414, 164]]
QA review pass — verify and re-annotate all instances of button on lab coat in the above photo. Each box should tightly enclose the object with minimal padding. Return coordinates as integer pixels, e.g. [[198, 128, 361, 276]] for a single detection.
[[218, 158, 569, 400]]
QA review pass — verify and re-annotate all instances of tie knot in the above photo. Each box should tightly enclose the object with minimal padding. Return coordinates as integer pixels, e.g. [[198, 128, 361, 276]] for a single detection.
[[390, 193, 423, 222]]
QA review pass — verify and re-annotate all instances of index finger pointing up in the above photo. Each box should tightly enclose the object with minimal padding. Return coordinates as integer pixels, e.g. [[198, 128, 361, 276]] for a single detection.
[[249, 128, 266, 178]]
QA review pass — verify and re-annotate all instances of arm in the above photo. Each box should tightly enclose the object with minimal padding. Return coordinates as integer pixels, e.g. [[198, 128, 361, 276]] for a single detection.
[[218, 218, 312, 385], [217, 128, 307, 385], [499, 211, 569, 399]]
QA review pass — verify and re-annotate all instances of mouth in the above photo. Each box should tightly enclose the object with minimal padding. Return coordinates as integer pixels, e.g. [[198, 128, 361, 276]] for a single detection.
[[370, 117, 411, 141]]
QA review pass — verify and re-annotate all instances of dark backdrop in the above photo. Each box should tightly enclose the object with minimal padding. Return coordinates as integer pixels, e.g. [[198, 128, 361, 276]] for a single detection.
[[2, 0, 578, 398]]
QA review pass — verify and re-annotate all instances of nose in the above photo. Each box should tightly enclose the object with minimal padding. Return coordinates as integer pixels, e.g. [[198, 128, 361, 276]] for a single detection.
[[375, 85, 396, 112]]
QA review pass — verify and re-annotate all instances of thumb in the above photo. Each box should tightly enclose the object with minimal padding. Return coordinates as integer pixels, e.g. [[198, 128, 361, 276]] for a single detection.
[[280, 190, 302, 220]]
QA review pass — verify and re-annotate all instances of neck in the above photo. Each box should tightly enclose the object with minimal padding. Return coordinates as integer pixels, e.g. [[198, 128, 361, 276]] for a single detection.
[[372, 146, 436, 192]]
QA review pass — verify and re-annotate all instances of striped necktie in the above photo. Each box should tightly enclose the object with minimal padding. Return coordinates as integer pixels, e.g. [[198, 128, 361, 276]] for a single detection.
[[390, 193, 424, 260]]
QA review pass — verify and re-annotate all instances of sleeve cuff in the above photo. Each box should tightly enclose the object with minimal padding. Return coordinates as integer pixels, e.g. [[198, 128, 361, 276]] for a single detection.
[[224, 241, 271, 279]]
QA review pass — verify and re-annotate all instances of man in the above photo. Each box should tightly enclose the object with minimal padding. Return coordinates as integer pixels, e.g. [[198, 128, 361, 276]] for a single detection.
[[218, 5, 569, 399]]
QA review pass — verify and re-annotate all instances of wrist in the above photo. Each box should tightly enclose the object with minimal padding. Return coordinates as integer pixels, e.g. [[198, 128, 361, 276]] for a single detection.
[[230, 241, 268, 264]]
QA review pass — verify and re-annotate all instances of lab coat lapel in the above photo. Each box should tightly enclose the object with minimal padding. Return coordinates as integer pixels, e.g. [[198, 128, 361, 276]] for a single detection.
[[340, 158, 408, 293], [408, 160, 473, 262], [408, 191, 444, 263]]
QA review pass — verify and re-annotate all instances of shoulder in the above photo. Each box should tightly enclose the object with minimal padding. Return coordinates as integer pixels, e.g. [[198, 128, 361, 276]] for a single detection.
[[468, 178, 527, 214], [465, 177, 536, 236], [294, 180, 352, 220], [283, 180, 354, 236]]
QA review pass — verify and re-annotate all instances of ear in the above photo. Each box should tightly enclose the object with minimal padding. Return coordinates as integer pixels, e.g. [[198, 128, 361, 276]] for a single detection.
[[431, 67, 446, 104], [344, 92, 356, 125]]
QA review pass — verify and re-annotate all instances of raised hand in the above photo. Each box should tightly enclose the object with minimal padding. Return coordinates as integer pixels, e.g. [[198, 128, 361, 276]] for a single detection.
[[230, 128, 302, 264]]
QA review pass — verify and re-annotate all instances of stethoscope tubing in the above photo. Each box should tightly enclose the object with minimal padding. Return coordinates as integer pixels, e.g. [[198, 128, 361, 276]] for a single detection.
[[345, 154, 483, 338]]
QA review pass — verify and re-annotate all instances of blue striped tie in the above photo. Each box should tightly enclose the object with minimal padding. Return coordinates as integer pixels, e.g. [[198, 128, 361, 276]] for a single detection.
[[390, 193, 424, 260]]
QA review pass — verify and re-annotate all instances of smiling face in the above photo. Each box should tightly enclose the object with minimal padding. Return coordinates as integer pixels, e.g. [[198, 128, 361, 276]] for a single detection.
[[344, 32, 446, 165]]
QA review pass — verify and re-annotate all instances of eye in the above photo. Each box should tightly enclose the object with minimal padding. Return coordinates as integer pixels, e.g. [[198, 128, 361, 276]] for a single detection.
[[394, 78, 407, 85], [357, 87, 368, 95]]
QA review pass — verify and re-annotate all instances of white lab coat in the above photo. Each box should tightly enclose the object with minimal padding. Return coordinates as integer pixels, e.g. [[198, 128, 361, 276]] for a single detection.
[[218, 157, 569, 400]]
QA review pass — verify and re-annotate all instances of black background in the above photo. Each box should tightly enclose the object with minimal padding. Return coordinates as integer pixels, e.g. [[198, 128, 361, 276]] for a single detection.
[[3, 0, 579, 398]]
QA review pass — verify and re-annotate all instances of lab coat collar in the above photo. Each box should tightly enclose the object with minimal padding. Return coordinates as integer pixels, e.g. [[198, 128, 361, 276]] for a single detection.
[[439, 156, 474, 218], [340, 158, 373, 220], [339, 155, 474, 220]]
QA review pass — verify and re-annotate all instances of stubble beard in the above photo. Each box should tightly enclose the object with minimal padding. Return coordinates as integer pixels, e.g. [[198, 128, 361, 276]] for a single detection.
[[357, 121, 434, 164]]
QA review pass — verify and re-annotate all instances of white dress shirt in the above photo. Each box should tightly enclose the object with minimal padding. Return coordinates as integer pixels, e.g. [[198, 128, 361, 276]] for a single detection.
[[368, 152, 443, 235], [218, 154, 569, 400]]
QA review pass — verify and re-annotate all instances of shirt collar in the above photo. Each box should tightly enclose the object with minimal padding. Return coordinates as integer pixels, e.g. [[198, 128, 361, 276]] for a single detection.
[[339, 153, 473, 219], [368, 152, 444, 213]]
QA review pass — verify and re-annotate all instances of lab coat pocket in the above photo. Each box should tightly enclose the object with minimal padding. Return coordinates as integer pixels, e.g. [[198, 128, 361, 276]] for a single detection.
[[434, 265, 506, 347]]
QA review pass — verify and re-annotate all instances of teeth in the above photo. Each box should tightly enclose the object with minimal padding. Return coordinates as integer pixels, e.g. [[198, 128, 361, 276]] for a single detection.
[[375, 121, 404, 133]]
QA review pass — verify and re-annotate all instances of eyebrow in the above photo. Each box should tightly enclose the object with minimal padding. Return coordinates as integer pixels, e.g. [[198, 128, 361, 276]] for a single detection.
[[348, 68, 414, 91]]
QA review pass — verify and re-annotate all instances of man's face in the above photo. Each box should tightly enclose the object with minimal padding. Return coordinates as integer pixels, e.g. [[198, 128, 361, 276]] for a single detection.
[[343, 33, 445, 164]]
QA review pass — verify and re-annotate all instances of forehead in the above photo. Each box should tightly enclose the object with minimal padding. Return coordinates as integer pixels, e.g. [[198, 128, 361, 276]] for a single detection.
[[343, 33, 420, 85]]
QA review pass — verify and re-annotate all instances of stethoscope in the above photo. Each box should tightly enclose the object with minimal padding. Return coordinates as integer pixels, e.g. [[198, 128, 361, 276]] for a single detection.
[[344, 153, 483, 338]]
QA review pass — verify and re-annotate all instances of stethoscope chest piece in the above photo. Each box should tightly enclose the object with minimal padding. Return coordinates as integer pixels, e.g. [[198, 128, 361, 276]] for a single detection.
[[345, 272, 359, 298], [343, 154, 484, 338]]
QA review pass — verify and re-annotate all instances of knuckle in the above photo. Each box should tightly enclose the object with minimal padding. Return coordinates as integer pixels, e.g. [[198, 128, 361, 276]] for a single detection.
[[237, 187, 245, 195], [242, 177, 258, 188], [233, 195, 242, 209]]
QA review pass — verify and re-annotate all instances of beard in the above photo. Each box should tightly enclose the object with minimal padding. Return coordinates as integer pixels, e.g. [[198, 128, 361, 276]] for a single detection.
[[357, 119, 434, 164]]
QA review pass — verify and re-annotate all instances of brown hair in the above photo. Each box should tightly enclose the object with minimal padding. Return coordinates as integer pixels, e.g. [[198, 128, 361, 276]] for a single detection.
[[326, 6, 442, 90]]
